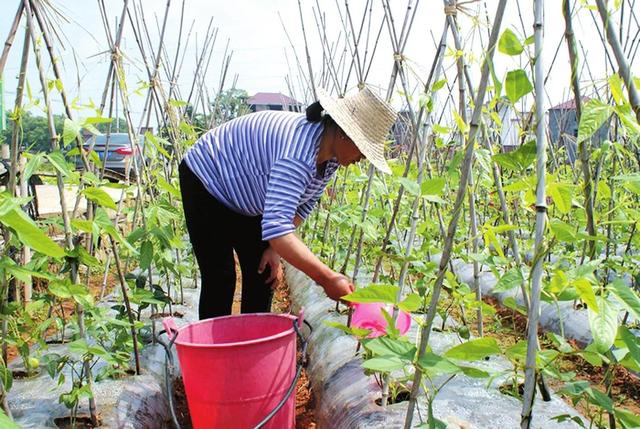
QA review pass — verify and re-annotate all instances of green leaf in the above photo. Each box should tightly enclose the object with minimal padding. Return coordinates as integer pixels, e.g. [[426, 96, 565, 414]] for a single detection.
[[63, 118, 81, 147], [362, 356, 405, 372], [586, 388, 614, 412], [0, 209, 65, 258], [46, 151, 73, 177], [577, 99, 613, 144], [397, 177, 420, 196], [547, 332, 574, 354], [0, 193, 31, 217], [397, 293, 421, 312], [492, 140, 536, 172], [619, 326, 640, 366], [363, 337, 416, 360], [168, 99, 188, 107], [505, 69, 533, 103], [573, 278, 597, 313], [157, 177, 181, 199], [49, 281, 93, 307], [23, 152, 45, 182], [444, 337, 501, 361], [588, 296, 617, 353], [547, 182, 574, 214], [431, 79, 447, 92], [615, 408, 640, 428], [609, 278, 640, 321], [494, 267, 524, 293], [459, 366, 490, 378], [84, 116, 113, 125], [498, 29, 524, 55], [71, 219, 94, 234], [83, 187, 117, 210], [452, 110, 469, 134], [417, 352, 461, 377], [613, 174, 640, 196], [0, 408, 19, 429], [94, 208, 138, 255], [489, 59, 502, 98], [145, 131, 171, 158], [68, 339, 90, 355], [549, 219, 577, 242], [0, 364, 13, 393], [608, 74, 626, 105], [68, 245, 101, 268], [432, 124, 451, 134], [140, 240, 154, 270], [579, 343, 604, 367], [421, 177, 446, 196], [342, 284, 399, 304], [323, 321, 371, 338]]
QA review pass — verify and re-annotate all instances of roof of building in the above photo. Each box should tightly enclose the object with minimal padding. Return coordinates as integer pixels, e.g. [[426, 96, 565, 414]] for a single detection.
[[549, 96, 591, 110], [247, 92, 301, 106]]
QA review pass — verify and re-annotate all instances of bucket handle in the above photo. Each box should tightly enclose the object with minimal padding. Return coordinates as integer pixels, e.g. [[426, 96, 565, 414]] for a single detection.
[[254, 312, 310, 429], [162, 318, 179, 340], [157, 318, 181, 429]]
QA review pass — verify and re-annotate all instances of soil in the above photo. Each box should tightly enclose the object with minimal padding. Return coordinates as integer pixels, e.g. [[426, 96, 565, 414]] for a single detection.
[[271, 271, 316, 429], [475, 296, 640, 422], [5, 269, 118, 365], [53, 415, 101, 429], [172, 377, 192, 429]]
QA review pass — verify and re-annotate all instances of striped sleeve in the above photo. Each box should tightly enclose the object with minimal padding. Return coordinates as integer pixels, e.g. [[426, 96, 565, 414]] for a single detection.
[[262, 158, 313, 241], [296, 189, 324, 221]]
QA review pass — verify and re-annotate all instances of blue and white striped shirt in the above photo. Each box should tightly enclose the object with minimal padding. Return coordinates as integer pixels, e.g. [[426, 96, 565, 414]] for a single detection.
[[184, 110, 339, 241]]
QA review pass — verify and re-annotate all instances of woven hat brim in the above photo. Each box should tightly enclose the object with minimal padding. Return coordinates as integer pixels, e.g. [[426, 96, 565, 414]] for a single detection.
[[318, 89, 396, 174]]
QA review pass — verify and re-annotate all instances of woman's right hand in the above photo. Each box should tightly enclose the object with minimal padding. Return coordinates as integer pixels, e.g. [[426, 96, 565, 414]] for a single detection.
[[320, 273, 355, 302]]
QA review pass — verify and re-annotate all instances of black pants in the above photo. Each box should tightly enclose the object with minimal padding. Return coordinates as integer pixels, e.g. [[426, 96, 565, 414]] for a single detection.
[[179, 160, 274, 319]]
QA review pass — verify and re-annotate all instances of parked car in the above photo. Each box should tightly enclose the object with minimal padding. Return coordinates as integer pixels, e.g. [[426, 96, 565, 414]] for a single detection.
[[76, 133, 145, 180]]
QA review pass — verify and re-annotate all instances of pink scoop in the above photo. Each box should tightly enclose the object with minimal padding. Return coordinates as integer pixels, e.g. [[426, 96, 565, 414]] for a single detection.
[[351, 302, 411, 338]]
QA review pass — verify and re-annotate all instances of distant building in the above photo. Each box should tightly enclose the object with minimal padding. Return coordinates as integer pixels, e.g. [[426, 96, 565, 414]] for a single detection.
[[390, 110, 413, 155], [548, 97, 609, 163], [247, 92, 303, 112], [497, 101, 521, 151]]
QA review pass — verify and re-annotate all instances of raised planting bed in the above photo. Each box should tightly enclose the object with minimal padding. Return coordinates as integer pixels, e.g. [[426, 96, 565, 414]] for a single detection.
[[284, 264, 587, 428]]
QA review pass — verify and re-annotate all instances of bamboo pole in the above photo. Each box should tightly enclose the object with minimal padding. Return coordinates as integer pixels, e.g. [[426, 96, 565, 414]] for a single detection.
[[521, 0, 547, 426], [298, 0, 317, 99], [350, 0, 420, 282], [1, 5, 30, 402], [563, 0, 597, 260], [19, 157, 31, 303], [380, 18, 450, 408], [21, 0, 99, 423], [404, 2, 507, 426], [0, 2, 24, 75], [97, 0, 147, 374], [595, 0, 640, 123]]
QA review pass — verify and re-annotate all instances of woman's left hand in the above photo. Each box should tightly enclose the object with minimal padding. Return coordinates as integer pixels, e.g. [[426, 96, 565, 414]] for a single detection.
[[259, 246, 281, 285]]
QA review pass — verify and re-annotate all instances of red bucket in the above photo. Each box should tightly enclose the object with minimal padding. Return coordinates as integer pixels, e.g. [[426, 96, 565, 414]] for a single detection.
[[163, 311, 303, 429]]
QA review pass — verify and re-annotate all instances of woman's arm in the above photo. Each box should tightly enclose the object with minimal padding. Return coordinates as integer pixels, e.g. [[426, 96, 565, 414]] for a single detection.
[[269, 232, 353, 301]]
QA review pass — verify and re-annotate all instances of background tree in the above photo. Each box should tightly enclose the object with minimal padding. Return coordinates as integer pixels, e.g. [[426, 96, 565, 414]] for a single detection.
[[0, 112, 128, 154]]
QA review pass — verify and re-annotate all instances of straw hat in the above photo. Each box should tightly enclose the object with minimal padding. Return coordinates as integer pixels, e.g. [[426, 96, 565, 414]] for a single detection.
[[317, 86, 397, 174]]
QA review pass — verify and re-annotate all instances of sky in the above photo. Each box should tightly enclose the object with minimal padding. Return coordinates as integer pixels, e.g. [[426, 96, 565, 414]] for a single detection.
[[0, 0, 637, 129]]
